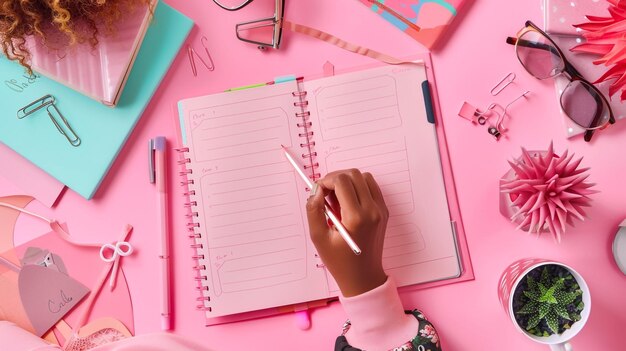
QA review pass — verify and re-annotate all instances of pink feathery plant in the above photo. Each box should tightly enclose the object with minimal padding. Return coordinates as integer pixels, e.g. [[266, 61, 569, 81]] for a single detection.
[[572, 0, 626, 101], [500, 144, 597, 242]]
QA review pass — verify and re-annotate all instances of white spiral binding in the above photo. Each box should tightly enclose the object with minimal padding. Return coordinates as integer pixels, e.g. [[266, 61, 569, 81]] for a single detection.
[[293, 79, 325, 269], [293, 78, 320, 182]]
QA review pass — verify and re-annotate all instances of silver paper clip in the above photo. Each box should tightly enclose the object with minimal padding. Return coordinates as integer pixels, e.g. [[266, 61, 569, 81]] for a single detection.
[[488, 90, 531, 140], [17, 94, 54, 119], [17, 95, 81, 147], [491, 72, 516, 96]]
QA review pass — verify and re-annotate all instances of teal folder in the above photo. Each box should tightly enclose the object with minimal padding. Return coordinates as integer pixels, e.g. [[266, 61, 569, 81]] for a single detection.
[[0, 2, 193, 199]]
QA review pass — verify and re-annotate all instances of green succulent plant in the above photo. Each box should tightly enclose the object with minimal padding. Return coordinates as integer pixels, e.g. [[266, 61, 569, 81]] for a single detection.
[[514, 265, 584, 337]]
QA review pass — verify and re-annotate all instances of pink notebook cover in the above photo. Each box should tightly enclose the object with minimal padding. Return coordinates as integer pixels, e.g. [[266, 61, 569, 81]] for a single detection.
[[358, 0, 469, 49], [542, 1, 625, 138], [27, 1, 154, 106], [176, 55, 473, 324]]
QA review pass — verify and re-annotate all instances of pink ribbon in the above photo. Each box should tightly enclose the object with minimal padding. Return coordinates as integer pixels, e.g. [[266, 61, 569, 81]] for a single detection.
[[283, 20, 421, 65]]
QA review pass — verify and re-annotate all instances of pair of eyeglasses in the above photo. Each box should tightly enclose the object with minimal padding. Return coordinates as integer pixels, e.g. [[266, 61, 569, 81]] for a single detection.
[[212, 0, 284, 50], [507, 21, 615, 142]]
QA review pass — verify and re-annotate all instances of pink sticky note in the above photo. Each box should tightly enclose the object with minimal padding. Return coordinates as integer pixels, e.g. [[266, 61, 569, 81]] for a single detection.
[[0, 144, 65, 207], [18, 264, 90, 337]]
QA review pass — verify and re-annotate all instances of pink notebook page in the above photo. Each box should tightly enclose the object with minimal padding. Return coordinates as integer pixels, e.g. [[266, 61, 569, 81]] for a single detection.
[[178, 64, 461, 319], [306, 64, 461, 291], [0, 144, 64, 208], [179, 82, 330, 318], [27, 1, 153, 106]]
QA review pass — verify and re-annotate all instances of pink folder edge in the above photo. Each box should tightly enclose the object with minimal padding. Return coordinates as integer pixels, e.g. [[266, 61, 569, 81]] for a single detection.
[[405, 53, 475, 290], [0, 144, 65, 208]]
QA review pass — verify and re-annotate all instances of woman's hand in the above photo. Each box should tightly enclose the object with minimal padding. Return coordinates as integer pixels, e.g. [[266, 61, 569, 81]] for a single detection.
[[306, 169, 389, 297]]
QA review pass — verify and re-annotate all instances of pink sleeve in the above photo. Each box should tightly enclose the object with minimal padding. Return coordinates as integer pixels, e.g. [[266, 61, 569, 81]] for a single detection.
[[339, 277, 419, 351]]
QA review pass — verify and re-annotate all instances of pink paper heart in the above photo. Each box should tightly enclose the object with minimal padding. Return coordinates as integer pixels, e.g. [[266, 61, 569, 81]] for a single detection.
[[18, 265, 89, 336]]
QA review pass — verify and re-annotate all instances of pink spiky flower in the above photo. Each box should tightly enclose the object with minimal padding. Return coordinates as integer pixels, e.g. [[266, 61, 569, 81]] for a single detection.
[[571, 0, 626, 101], [500, 143, 597, 242]]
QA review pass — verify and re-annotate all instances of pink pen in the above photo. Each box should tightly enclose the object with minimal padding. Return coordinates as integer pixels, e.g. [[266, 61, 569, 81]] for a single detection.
[[281, 145, 361, 255], [149, 137, 171, 331]]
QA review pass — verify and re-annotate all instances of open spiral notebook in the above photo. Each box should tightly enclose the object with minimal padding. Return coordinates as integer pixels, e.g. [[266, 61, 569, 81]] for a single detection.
[[176, 60, 472, 324]]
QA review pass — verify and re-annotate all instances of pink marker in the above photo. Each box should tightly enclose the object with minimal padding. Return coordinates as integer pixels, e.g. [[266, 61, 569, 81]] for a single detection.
[[149, 137, 172, 331]]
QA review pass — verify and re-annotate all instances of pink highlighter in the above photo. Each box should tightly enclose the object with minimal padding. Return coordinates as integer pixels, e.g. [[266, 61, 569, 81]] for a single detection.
[[149, 137, 172, 331]]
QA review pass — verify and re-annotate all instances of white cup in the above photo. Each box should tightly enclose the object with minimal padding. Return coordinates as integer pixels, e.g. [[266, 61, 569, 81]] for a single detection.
[[498, 259, 591, 350]]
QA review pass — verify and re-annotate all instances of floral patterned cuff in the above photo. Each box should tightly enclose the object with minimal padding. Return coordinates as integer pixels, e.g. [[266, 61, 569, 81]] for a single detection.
[[336, 310, 442, 351]]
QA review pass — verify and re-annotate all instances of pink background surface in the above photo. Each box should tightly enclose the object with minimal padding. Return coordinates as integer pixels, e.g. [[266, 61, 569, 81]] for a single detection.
[[2, 0, 626, 349]]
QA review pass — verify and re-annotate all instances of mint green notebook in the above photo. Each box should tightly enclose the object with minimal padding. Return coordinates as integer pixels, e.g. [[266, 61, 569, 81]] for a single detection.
[[0, 2, 193, 199]]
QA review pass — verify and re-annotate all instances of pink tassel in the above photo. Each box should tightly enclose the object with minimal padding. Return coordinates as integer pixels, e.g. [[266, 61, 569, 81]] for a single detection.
[[592, 64, 626, 84], [605, 45, 626, 65], [574, 21, 613, 32], [609, 75, 626, 97], [584, 15, 614, 22], [608, 0, 621, 7], [574, 2, 626, 100], [609, 4, 626, 14], [583, 31, 626, 44], [571, 44, 612, 55]]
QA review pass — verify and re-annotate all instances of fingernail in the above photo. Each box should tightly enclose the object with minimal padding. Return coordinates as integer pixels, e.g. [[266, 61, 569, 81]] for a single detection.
[[309, 182, 319, 197]]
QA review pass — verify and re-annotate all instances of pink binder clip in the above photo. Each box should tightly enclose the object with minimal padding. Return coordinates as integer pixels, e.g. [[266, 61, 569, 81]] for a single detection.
[[459, 90, 530, 141], [458, 102, 494, 125]]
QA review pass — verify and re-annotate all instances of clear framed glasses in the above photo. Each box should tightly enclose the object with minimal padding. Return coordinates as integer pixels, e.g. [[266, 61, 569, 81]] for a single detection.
[[507, 20, 615, 142], [213, 0, 285, 50]]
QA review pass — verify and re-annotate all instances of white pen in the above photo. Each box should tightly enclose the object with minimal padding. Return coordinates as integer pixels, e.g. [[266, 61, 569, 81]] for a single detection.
[[149, 137, 172, 330], [281, 145, 362, 255]]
